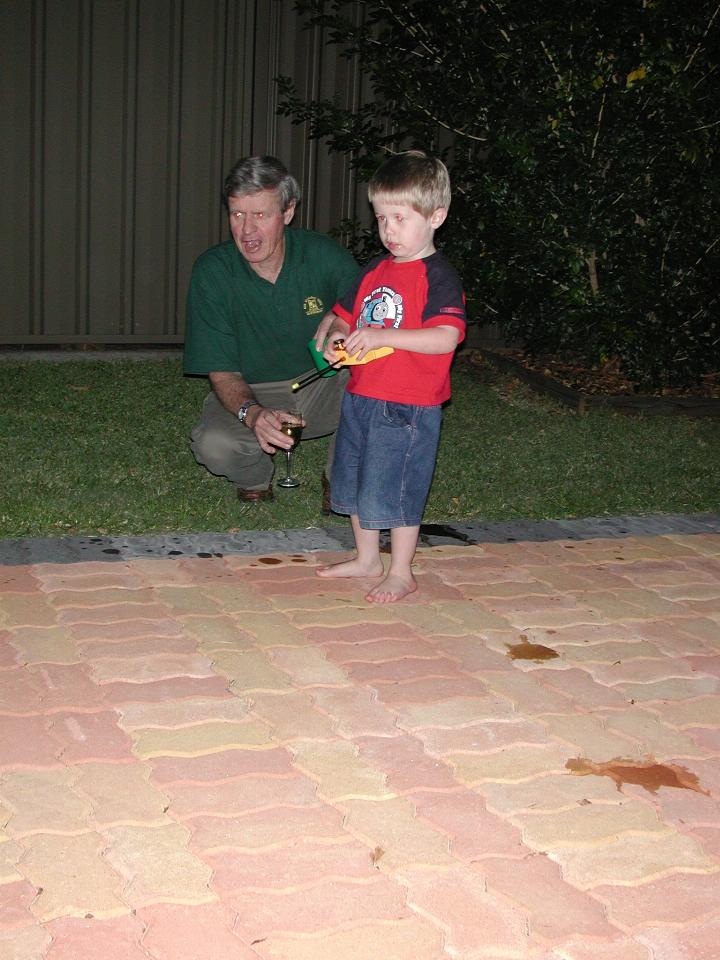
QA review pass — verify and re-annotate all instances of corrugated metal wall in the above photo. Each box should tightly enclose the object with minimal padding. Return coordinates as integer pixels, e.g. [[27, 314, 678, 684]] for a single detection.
[[1, 0, 366, 344]]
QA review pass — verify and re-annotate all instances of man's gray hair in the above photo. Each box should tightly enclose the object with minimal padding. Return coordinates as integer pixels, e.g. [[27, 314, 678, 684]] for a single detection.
[[223, 155, 302, 212]]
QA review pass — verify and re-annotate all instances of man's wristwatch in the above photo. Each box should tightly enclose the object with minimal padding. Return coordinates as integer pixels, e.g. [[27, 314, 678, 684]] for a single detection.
[[237, 400, 260, 425]]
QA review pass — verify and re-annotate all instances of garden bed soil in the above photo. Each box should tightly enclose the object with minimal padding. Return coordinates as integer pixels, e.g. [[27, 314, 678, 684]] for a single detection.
[[468, 348, 720, 418]]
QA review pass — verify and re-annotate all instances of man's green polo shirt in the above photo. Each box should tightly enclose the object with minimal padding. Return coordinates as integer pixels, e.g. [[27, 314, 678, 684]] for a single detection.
[[183, 228, 358, 382]]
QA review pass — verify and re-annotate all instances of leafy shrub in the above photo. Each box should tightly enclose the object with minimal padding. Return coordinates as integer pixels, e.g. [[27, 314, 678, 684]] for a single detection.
[[278, 0, 719, 390]]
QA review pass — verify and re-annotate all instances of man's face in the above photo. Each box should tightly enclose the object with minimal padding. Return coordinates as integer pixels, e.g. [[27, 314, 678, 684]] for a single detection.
[[228, 188, 296, 278]]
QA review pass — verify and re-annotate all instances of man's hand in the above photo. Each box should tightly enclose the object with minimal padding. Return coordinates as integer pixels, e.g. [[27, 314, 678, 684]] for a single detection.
[[209, 372, 297, 453], [248, 406, 305, 455], [314, 310, 349, 354]]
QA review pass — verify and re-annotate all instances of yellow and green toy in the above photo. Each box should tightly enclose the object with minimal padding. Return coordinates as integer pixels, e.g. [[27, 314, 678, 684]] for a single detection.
[[292, 337, 394, 392]]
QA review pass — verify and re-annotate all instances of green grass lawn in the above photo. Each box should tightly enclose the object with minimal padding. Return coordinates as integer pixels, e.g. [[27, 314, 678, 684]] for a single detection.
[[1, 356, 717, 539]]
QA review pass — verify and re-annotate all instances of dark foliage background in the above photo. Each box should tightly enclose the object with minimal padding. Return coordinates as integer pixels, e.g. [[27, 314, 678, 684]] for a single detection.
[[278, 0, 720, 391]]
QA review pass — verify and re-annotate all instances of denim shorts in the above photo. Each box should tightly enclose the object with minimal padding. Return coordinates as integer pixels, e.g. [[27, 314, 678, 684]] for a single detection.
[[330, 392, 443, 529]]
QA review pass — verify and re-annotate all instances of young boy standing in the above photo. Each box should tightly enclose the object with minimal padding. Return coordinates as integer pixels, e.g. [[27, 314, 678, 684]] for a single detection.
[[316, 150, 466, 602]]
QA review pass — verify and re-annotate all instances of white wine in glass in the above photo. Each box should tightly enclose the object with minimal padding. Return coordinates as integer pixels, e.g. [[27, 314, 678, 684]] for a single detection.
[[277, 410, 303, 488]]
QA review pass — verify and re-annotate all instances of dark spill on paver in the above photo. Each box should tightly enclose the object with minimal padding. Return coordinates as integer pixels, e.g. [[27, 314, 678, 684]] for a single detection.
[[506, 636, 559, 662], [370, 846, 385, 866], [258, 557, 283, 564], [567, 757, 709, 795]]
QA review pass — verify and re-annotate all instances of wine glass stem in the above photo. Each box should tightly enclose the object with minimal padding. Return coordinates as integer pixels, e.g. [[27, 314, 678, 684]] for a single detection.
[[285, 449, 293, 479]]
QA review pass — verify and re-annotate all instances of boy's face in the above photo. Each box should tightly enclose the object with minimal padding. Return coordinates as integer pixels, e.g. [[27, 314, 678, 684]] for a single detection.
[[372, 198, 447, 262]]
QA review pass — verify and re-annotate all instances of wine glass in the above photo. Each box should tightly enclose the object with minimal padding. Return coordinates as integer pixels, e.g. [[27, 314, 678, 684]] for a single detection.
[[276, 409, 304, 488]]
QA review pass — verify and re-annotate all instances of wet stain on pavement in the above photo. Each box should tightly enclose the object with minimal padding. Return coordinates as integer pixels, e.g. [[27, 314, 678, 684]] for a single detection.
[[506, 636, 559, 662], [566, 757, 709, 795], [257, 557, 283, 564]]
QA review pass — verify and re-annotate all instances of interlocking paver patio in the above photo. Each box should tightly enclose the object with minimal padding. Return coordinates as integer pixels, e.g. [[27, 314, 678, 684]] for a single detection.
[[1, 521, 719, 957]]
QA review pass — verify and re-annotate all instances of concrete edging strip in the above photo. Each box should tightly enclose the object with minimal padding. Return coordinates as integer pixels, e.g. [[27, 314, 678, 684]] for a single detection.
[[0, 513, 718, 566]]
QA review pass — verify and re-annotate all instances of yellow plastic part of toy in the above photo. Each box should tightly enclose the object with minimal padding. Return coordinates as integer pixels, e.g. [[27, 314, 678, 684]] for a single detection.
[[333, 345, 394, 366]]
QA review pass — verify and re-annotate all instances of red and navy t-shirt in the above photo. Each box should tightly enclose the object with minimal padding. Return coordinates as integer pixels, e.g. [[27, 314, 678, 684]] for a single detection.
[[332, 252, 466, 406]]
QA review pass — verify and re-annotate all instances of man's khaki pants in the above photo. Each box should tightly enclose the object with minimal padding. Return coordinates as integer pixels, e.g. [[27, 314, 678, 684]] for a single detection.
[[190, 368, 348, 490]]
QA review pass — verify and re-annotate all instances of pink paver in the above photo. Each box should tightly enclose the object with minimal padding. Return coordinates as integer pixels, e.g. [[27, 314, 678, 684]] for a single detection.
[[373, 674, 489, 703], [228, 875, 411, 939], [44, 915, 149, 960], [321, 634, 439, 664], [3, 529, 720, 959], [401, 863, 532, 955], [47, 712, 135, 763], [187, 803, 347, 854], [163, 772, 319, 819], [99, 675, 230, 705], [68, 618, 186, 643], [29, 663, 109, 713], [0, 631, 19, 668], [148, 747, 297, 785], [0, 879, 38, 931], [0, 569, 41, 593], [309, 686, 399, 739], [638, 916, 720, 959], [77, 634, 198, 658], [593, 870, 720, 928], [206, 840, 378, 894], [56, 602, 173, 625], [479, 854, 619, 942], [353, 733, 459, 792], [139, 901, 263, 960], [413, 787, 525, 859], [0, 715, 60, 768], [304, 621, 424, 645], [0, 670, 46, 715], [344, 654, 470, 685]]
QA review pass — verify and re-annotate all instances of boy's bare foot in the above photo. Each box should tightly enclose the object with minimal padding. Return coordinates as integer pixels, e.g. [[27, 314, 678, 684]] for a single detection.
[[316, 558, 384, 579], [365, 573, 417, 603]]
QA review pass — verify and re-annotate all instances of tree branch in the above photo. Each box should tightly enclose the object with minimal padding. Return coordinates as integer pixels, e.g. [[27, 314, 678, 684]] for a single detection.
[[684, 2, 720, 72], [590, 91, 607, 161]]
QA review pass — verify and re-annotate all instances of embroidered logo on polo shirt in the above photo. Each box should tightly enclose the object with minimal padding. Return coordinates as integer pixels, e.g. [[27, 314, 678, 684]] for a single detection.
[[304, 296, 324, 316]]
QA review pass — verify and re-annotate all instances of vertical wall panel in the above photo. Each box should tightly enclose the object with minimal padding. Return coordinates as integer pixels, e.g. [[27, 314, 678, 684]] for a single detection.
[[87, 0, 128, 334], [131, 0, 178, 335], [42, 1, 84, 335], [0, 1, 33, 334], [176, 0, 228, 325], [1, 0, 367, 344]]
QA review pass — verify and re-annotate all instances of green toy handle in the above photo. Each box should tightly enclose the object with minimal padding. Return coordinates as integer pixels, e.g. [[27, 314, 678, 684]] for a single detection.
[[306, 337, 339, 378]]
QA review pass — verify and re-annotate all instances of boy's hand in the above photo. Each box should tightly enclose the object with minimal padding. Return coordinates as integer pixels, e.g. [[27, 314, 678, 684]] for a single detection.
[[343, 327, 386, 361]]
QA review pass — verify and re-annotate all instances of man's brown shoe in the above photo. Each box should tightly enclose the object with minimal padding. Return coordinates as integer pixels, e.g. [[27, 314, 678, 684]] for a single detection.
[[321, 472, 332, 515], [237, 485, 273, 503]]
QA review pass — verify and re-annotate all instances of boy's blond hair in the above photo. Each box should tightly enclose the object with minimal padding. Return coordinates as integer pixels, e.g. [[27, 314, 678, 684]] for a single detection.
[[368, 150, 451, 217]]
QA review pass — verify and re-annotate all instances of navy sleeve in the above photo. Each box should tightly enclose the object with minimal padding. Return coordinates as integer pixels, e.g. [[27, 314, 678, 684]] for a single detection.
[[422, 254, 467, 329]]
